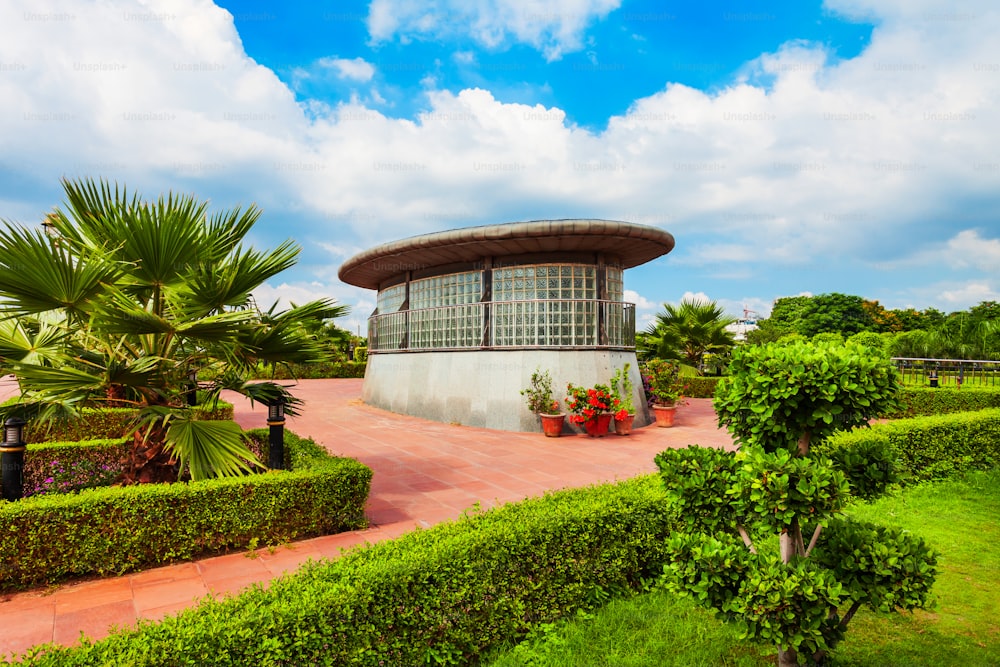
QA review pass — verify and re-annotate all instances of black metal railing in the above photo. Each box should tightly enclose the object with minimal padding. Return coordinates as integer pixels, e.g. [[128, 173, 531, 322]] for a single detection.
[[892, 357, 1000, 387]]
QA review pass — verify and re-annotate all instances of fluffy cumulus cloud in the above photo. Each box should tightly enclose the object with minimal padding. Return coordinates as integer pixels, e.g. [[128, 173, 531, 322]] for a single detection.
[[366, 0, 622, 60], [1, 0, 999, 320], [318, 57, 376, 82]]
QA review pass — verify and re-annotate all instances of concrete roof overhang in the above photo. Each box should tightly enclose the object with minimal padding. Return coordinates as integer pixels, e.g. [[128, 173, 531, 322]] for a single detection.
[[338, 219, 675, 290]]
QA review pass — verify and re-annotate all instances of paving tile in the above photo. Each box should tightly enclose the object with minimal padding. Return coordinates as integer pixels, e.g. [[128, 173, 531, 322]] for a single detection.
[[132, 578, 209, 615], [53, 600, 136, 646], [52, 577, 133, 614]]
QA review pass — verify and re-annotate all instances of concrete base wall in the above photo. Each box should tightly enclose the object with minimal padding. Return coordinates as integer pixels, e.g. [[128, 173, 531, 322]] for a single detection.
[[363, 349, 652, 433]]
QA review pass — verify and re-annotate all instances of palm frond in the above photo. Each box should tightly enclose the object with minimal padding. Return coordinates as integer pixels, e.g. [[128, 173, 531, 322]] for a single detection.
[[164, 418, 261, 480], [0, 224, 120, 318]]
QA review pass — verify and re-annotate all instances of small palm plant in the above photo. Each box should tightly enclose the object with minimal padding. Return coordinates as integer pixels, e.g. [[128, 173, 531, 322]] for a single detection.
[[0, 178, 345, 483]]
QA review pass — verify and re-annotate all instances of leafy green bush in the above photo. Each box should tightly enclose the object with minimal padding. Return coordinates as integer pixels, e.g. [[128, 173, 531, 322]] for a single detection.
[[668, 341, 932, 666], [0, 431, 371, 591], [248, 361, 366, 379], [821, 408, 1000, 482], [886, 386, 1000, 418], [5, 477, 677, 666], [353, 346, 368, 363], [681, 376, 720, 398]]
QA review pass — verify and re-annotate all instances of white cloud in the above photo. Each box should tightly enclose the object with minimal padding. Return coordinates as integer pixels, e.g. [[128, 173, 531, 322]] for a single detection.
[[2, 0, 1000, 324], [366, 0, 622, 61], [936, 281, 1000, 306], [318, 56, 375, 82]]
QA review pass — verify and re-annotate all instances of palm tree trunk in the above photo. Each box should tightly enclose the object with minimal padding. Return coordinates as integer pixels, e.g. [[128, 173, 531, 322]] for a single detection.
[[119, 420, 177, 484]]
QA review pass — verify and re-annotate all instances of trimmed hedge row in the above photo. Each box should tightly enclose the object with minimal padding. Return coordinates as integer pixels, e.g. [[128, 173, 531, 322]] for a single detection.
[[0, 430, 371, 591], [887, 386, 1000, 418], [7, 476, 677, 666], [249, 361, 366, 380], [19, 402, 234, 444], [821, 408, 1000, 482], [683, 376, 721, 399]]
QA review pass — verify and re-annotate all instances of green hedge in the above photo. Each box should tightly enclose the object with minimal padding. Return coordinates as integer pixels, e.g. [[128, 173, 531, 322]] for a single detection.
[[7, 476, 677, 666], [249, 361, 366, 380], [0, 430, 371, 591], [821, 408, 1000, 482], [23, 439, 130, 497], [886, 386, 1000, 418], [17, 401, 234, 444], [683, 376, 721, 399]]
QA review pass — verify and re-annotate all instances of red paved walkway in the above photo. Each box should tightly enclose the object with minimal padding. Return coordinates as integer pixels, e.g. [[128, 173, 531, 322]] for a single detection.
[[0, 378, 733, 659]]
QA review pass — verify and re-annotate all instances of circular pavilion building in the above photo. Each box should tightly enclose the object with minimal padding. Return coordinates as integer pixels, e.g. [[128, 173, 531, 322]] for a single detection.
[[338, 219, 675, 433]]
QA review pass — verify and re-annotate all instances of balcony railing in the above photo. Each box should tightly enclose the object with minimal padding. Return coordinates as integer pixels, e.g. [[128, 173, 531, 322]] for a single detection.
[[369, 299, 636, 352]]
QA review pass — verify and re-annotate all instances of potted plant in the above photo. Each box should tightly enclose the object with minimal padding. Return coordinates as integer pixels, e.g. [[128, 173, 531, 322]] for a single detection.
[[610, 363, 636, 435], [566, 382, 618, 437], [643, 359, 685, 428], [521, 368, 565, 437]]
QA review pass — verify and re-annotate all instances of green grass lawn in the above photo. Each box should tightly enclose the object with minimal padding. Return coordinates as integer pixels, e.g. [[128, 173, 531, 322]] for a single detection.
[[483, 470, 1000, 667]]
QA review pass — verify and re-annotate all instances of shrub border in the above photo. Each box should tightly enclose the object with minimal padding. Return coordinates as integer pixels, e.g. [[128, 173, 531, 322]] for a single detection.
[[0, 430, 371, 591], [7, 477, 675, 666]]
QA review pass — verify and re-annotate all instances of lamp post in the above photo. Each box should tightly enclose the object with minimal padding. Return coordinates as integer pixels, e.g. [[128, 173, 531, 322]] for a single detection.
[[1, 417, 26, 501], [267, 399, 286, 470], [187, 370, 199, 407]]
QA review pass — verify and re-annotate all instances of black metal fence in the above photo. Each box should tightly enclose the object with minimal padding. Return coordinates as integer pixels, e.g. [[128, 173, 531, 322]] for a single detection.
[[891, 357, 1000, 387]]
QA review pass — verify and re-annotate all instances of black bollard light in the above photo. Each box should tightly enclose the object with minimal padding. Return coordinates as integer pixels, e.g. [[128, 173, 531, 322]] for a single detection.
[[267, 399, 286, 471], [928, 370, 939, 388], [186, 370, 199, 407], [1, 417, 27, 501]]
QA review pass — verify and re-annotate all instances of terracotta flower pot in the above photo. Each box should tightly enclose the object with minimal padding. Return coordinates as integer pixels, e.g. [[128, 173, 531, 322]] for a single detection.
[[652, 404, 677, 428], [539, 413, 566, 437], [614, 413, 635, 436], [583, 413, 613, 437]]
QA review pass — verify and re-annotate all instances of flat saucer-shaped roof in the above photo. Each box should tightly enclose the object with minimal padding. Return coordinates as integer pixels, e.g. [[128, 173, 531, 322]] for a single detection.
[[338, 219, 675, 289]]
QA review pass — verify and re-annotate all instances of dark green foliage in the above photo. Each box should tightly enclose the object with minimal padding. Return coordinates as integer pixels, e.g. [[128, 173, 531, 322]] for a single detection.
[[715, 340, 902, 452], [682, 376, 720, 398], [0, 431, 371, 591], [18, 402, 234, 443], [353, 346, 368, 363], [662, 534, 847, 658], [655, 446, 741, 533], [887, 386, 1000, 418], [737, 448, 849, 532], [3, 477, 678, 666], [822, 408, 1000, 482], [22, 439, 129, 496], [821, 437, 898, 501], [248, 361, 366, 379], [661, 532, 751, 612], [810, 518, 937, 615]]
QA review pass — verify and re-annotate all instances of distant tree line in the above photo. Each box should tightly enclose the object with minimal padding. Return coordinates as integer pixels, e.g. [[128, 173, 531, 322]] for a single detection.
[[748, 293, 1000, 360]]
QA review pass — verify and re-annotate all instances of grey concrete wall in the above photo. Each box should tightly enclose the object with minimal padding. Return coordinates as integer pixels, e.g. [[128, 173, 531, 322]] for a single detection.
[[363, 349, 652, 433]]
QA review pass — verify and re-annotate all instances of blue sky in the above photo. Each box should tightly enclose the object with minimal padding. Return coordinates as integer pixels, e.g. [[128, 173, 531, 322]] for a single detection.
[[1, 0, 998, 334]]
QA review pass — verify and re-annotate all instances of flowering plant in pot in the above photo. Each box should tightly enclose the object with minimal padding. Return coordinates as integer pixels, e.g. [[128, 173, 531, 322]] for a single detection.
[[610, 363, 636, 435], [521, 368, 564, 437], [566, 382, 618, 437], [642, 359, 686, 428]]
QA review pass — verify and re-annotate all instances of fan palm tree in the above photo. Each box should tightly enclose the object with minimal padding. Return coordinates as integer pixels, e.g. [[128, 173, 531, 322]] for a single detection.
[[638, 298, 737, 371], [0, 178, 344, 482]]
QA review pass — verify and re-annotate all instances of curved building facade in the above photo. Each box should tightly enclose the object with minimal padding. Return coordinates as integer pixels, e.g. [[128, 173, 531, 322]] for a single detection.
[[338, 219, 675, 433]]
